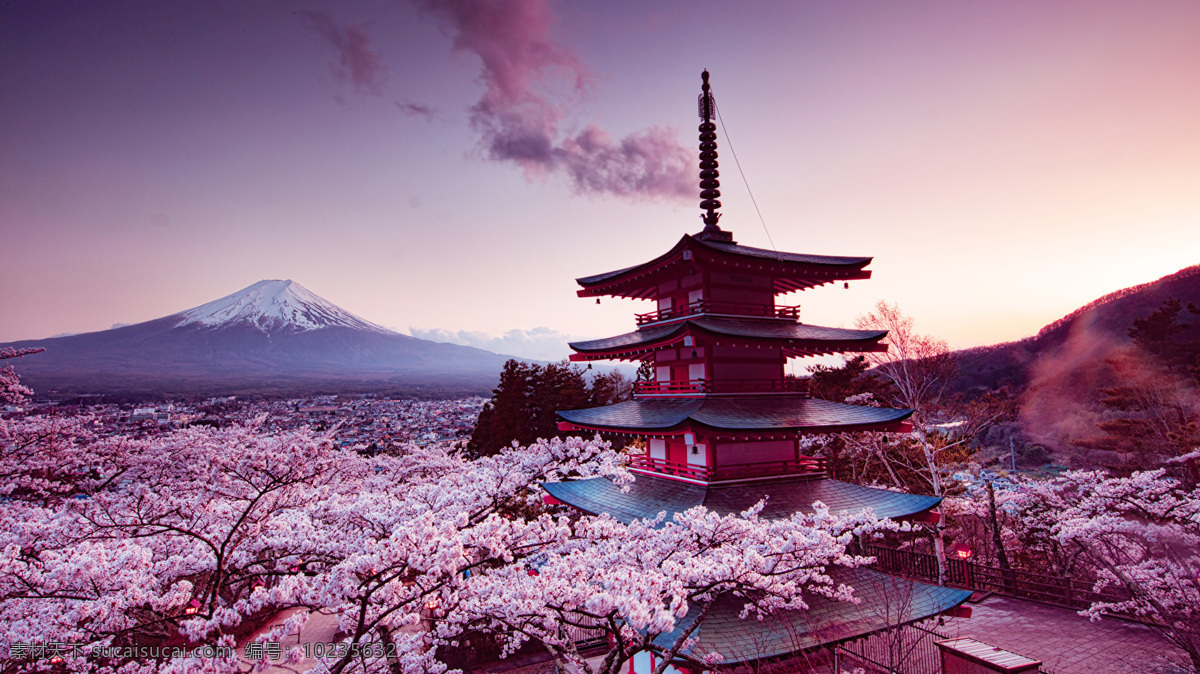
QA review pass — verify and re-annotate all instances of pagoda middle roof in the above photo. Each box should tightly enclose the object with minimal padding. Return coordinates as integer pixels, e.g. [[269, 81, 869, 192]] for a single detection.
[[557, 397, 912, 434], [576, 234, 873, 298], [569, 316, 887, 357]]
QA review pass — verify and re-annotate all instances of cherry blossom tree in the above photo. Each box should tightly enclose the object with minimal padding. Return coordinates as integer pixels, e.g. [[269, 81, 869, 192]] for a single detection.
[[854, 302, 1010, 585], [1, 418, 356, 672], [283, 435, 632, 674], [446, 503, 897, 674], [3, 361, 898, 674], [1022, 469, 1200, 671], [0, 347, 43, 405]]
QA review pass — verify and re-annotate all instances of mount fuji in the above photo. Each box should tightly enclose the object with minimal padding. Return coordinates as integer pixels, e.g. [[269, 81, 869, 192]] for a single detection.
[[2, 280, 518, 399]]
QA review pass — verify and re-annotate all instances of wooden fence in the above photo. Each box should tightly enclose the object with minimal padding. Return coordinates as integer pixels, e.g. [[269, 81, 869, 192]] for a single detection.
[[837, 623, 950, 674], [857, 543, 1129, 612]]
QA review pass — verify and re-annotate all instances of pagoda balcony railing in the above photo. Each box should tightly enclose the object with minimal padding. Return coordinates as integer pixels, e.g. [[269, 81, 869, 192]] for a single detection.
[[634, 378, 809, 396], [635, 300, 799, 326], [629, 454, 826, 482]]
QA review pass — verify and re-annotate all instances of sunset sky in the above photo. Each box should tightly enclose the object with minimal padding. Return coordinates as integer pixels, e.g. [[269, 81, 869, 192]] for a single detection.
[[3, 1, 1199, 361]]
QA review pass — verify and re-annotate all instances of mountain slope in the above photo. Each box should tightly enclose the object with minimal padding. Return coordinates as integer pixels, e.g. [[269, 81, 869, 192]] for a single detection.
[[2, 280, 516, 398], [954, 264, 1200, 392]]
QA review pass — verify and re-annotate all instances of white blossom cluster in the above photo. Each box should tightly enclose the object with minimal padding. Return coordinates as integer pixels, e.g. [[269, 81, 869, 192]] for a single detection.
[[1, 378, 891, 674]]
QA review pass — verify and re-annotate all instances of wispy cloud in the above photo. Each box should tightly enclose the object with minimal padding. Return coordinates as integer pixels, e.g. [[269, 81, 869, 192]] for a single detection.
[[301, 11, 385, 95], [396, 99, 439, 121], [414, 0, 692, 200], [409, 326, 578, 361]]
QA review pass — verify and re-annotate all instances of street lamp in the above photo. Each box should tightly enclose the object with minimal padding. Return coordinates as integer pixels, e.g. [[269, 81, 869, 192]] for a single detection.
[[951, 543, 974, 588]]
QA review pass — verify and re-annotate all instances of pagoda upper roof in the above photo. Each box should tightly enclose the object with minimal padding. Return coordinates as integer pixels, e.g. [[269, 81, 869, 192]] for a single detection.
[[557, 396, 912, 434], [576, 233, 873, 299], [542, 472, 940, 523], [568, 316, 887, 360]]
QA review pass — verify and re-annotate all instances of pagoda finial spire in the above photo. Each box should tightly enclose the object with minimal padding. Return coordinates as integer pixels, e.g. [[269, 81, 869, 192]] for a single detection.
[[697, 70, 732, 242]]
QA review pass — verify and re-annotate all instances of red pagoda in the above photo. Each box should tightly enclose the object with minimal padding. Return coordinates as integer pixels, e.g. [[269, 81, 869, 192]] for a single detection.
[[544, 71, 970, 669]]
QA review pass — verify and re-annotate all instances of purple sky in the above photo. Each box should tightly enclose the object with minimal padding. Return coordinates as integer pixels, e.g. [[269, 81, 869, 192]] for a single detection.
[[3, 1, 1199, 361]]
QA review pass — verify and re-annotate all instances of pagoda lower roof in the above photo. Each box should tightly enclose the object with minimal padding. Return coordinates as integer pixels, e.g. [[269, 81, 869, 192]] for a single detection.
[[557, 397, 912, 434], [543, 473, 966, 663], [568, 316, 887, 359], [575, 234, 872, 299], [542, 473, 940, 523], [655, 566, 972, 665]]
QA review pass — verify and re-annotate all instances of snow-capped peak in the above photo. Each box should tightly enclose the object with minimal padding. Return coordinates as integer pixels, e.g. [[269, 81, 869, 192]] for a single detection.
[[173, 280, 394, 335]]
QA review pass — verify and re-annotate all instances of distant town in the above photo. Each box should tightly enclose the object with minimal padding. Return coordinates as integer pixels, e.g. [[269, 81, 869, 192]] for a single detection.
[[2, 395, 487, 451]]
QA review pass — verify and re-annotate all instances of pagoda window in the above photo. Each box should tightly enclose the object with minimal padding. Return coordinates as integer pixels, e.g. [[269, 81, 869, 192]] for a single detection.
[[688, 364, 706, 381], [656, 366, 672, 382], [649, 438, 666, 460], [657, 296, 673, 318], [686, 442, 708, 467], [687, 289, 703, 309]]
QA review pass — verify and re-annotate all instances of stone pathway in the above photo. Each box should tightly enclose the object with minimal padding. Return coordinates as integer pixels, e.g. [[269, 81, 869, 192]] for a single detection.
[[938, 594, 1188, 674], [237, 608, 343, 673]]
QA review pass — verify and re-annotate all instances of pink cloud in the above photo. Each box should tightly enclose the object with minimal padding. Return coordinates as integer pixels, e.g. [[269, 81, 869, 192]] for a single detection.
[[415, 0, 692, 200], [301, 11, 385, 95]]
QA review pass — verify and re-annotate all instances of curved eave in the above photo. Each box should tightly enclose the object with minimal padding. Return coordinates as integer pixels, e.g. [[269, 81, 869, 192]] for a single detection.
[[653, 567, 972, 665], [557, 417, 914, 438], [576, 235, 875, 299], [575, 236, 691, 299], [567, 319, 888, 361], [542, 472, 941, 524], [557, 398, 913, 436]]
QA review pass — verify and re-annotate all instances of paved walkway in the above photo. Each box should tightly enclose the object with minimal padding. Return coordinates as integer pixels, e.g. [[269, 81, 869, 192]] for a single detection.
[[938, 594, 1188, 674], [235, 608, 348, 673]]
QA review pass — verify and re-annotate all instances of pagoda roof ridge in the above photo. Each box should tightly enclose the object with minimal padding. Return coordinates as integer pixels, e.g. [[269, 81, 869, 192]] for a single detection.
[[557, 396, 912, 433], [569, 317, 887, 356], [575, 234, 873, 299], [695, 235, 871, 266]]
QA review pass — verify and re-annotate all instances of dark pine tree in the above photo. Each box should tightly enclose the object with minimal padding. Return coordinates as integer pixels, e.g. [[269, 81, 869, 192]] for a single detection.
[[468, 360, 594, 457], [807, 355, 898, 404], [1129, 297, 1200, 384], [588, 370, 633, 407]]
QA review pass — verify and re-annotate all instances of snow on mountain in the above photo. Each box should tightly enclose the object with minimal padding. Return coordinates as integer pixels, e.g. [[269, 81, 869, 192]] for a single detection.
[[173, 280, 394, 335]]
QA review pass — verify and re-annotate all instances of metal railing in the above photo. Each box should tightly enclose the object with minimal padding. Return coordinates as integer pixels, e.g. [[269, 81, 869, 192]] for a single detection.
[[629, 454, 826, 482], [635, 300, 800, 326], [633, 378, 809, 396], [857, 543, 1130, 612]]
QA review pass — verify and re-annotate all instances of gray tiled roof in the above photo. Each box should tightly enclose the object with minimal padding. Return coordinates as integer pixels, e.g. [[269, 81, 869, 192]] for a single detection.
[[542, 473, 940, 524], [653, 567, 972, 663], [577, 262, 644, 287], [541, 473, 965, 662], [698, 239, 871, 267], [569, 317, 887, 353], [557, 397, 912, 433], [575, 235, 871, 288]]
